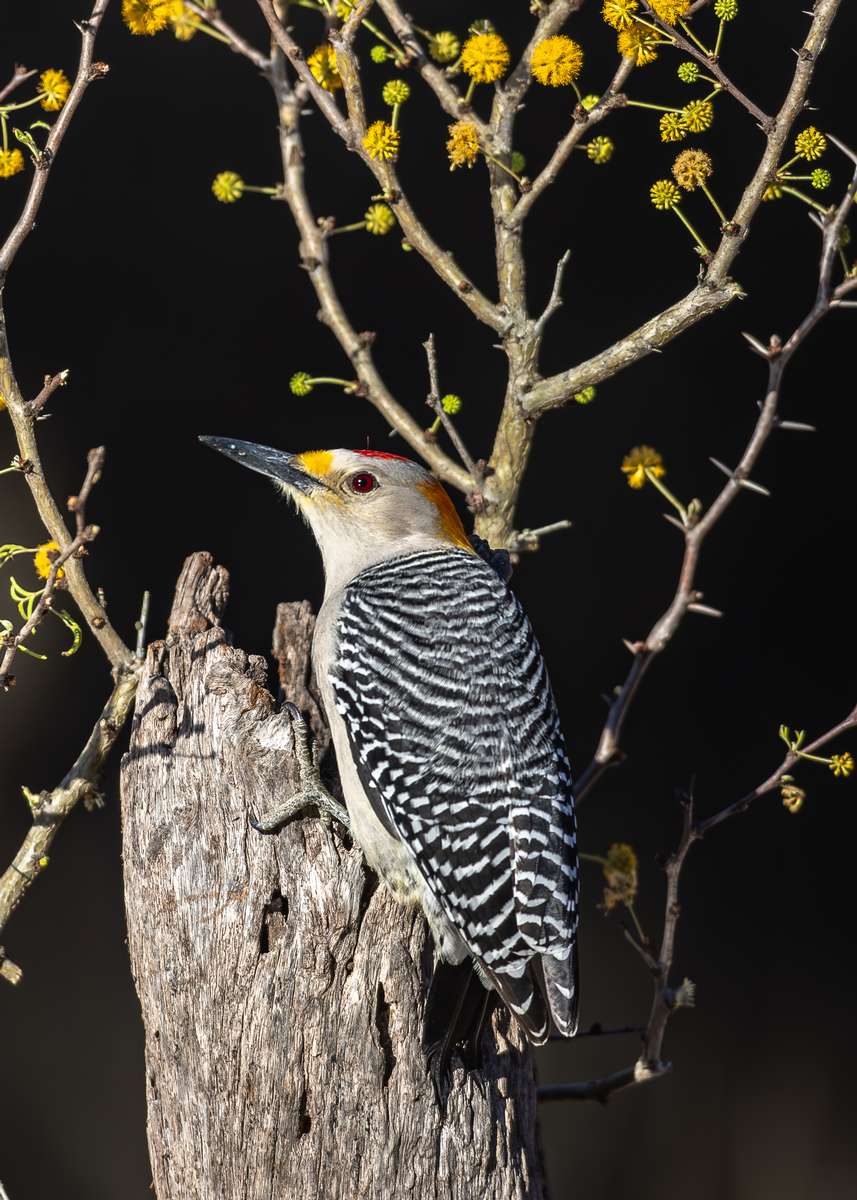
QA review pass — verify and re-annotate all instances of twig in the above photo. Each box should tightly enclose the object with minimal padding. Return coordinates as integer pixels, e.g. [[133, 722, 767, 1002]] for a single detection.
[[527, 0, 842, 416], [513, 519, 573, 553], [0, 449, 105, 687], [0, 666, 141, 980], [640, 1, 772, 129], [0, 65, 37, 105], [422, 333, 484, 492], [270, 66, 471, 493], [186, 2, 272, 72], [574, 144, 857, 806], [534, 250, 572, 336], [135, 590, 151, 660], [512, 56, 634, 226], [27, 369, 69, 418]]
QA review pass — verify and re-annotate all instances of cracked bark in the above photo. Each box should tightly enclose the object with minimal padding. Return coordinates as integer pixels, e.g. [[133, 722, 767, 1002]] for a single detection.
[[121, 553, 543, 1200]]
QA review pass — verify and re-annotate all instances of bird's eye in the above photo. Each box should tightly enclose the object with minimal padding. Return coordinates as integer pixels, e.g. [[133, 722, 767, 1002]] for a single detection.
[[350, 472, 377, 494]]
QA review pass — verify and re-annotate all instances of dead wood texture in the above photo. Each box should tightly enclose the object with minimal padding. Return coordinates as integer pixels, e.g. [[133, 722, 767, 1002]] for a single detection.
[[120, 552, 543, 1200]]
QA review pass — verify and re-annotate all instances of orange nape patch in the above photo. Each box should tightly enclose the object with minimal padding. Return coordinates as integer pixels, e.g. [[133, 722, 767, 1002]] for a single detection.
[[418, 480, 475, 552], [297, 450, 333, 477]]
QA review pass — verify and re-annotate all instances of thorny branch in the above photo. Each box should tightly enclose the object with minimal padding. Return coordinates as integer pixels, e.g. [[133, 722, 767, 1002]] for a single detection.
[[0, 65, 37, 105], [574, 136, 857, 806], [422, 333, 484, 496]]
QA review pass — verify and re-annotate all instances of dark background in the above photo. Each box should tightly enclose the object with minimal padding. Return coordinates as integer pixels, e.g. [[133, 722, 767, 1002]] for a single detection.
[[1, 2, 855, 1197]]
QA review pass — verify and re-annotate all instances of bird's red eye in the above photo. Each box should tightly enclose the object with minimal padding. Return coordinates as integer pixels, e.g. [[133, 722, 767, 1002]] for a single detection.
[[350, 472, 377, 494]]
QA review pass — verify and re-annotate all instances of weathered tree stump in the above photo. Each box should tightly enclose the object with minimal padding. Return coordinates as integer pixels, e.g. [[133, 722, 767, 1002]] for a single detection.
[[120, 553, 543, 1200]]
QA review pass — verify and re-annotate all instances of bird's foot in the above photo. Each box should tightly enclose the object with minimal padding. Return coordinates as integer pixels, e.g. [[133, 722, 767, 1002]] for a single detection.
[[250, 702, 350, 833]]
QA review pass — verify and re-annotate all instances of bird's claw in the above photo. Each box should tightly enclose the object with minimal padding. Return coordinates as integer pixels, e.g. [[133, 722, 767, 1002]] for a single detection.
[[250, 703, 350, 833]]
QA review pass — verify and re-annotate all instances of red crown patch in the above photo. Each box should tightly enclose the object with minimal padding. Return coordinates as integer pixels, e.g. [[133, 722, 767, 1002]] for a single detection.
[[352, 449, 412, 463]]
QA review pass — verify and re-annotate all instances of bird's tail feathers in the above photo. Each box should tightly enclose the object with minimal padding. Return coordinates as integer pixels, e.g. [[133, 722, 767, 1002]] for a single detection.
[[541, 942, 579, 1038]]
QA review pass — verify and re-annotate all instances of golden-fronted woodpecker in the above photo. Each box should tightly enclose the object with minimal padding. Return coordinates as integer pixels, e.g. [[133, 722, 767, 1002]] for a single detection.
[[200, 438, 579, 1063]]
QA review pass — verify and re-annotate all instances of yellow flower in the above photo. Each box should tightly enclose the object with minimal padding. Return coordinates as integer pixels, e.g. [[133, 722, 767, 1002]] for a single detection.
[[811, 168, 831, 190], [650, 0, 690, 22], [168, 1, 197, 40], [830, 752, 854, 778], [364, 203, 395, 235], [763, 182, 783, 201], [649, 180, 681, 210], [290, 372, 313, 396], [682, 99, 714, 133], [34, 541, 63, 581], [0, 149, 25, 179], [581, 93, 600, 110], [575, 385, 597, 404], [212, 171, 244, 203], [382, 79, 410, 106], [308, 44, 342, 92], [794, 126, 827, 161], [446, 120, 480, 170], [622, 445, 666, 488], [363, 120, 400, 161], [602, 0, 639, 30], [677, 60, 699, 83], [586, 136, 614, 164], [714, 0, 738, 19], [37, 69, 71, 112], [122, 0, 171, 35], [0, 393, 6, 410], [672, 148, 713, 190], [441, 394, 462, 414], [530, 36, 584, 87], [617, 20, 660, 66], [461, 33, 511, 84], [660, 112, 688, 143], [601, 842, 639, 911], [781, 784, 805, 814], [428, 31, 460, 64]]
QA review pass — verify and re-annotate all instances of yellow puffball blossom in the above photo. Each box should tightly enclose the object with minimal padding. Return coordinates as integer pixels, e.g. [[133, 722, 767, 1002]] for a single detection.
[[441, 394, 462, 415], [428, 31, 460, 64], [122, 0, 171, 35], [714, 0, 738, 19], [763, 183, 783, 201], [677, 60, 699, 83], [811, 168, 831, 189], [212, 171, 244, 203], [672, 148, 713, 190], [650, 0, 690, 23], [586, 136, 614, 164], [308, 44, 342, 92], [660, 112, 688, 143], [601, 843, 639, 911], [37, 69, 71, 112], [602, 0, 639, 30], [290, 372, 314, 397], [364, 203, 395, 235], [622, 445, 666, 488], [0, 149, 25, 179], [34, 541, 63, 581], [581, 93, 600, 111], [363, 120, 400, 162], [530, 36, 584, 87], [617, 20, 660, 66], [830, 752, 855, 778], [168, 1, 197, 41], [446, 121, 480, 170], [650, 180, 681, 210], [795, 126, 827, 161], [460, 33, 511, 84], [682, 99, 714, 133], [382, 79, 410, 106]]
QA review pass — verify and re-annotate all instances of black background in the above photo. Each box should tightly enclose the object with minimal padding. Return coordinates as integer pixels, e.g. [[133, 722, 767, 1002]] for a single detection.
[[1, 2, 856, 1197]]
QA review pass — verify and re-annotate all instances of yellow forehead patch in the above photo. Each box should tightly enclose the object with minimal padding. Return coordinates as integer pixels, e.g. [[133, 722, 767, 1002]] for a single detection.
[[418, 480, 475, 552], [297, 449, 333, 477]]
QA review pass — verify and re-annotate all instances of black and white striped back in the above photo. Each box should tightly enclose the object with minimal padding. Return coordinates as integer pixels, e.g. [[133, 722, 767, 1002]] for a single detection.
[[330, 546, 579, 1041]]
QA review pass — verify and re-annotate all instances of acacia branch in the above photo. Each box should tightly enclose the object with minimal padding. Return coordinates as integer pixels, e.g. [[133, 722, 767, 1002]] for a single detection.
[[574, 142, 857, 805], [0, 65, 37, 104], [186, 2, 272, 71], [422, 333, 484, 494], [640, 1, 771, 129], [527, 0, 842, 417], [0, 665, 140, 982], [270, 67, 471, 493]]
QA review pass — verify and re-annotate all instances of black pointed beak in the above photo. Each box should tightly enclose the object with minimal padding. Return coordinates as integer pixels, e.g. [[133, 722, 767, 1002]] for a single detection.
[[198, 437, 321, 495]]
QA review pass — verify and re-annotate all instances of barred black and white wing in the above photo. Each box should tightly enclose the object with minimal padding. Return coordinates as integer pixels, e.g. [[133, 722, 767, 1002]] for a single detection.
[[329, 547, 579, 1043]]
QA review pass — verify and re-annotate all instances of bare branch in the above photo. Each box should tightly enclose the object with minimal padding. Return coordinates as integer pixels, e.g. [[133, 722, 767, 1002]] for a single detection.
[[186, 2, 272, 71], [422, 333, 484, 492], [271, 68, 470, 493], [0, 65, 37, 105], [534, 250, 572, 336], [0, 666, 140, 979], [640, 1, 772, 129], [27, 369, 69, 419]]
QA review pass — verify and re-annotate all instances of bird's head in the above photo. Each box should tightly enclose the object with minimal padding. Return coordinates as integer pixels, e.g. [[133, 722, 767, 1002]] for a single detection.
[[200, 438, 474, 588]]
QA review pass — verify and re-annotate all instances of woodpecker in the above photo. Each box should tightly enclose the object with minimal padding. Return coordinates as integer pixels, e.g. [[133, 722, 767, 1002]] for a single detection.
[[200, 438, 579, 1060]]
